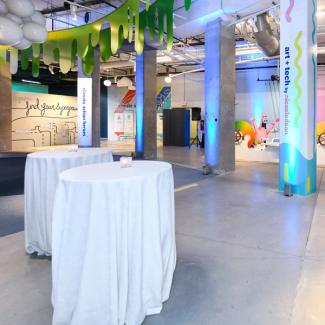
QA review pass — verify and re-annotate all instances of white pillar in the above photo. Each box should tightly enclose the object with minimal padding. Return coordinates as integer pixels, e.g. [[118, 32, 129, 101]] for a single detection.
[[279, 0, 317, 195], [77, 48, 101, 147]]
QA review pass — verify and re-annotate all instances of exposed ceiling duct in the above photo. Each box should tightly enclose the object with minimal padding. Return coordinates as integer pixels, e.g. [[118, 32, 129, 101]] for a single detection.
[[101, 60, 133, 70], [253, 13, 280, 57]]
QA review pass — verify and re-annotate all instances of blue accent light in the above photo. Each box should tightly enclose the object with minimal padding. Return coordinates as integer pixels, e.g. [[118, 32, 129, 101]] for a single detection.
[[279, 143, 316, 195], [204, 19, 220, 167], [253, 99, 263, 124], [136, 54, 144, 154]]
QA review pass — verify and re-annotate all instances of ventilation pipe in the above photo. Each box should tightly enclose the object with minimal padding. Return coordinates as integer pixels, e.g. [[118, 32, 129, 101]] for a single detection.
[[253, 13, 279, 57]]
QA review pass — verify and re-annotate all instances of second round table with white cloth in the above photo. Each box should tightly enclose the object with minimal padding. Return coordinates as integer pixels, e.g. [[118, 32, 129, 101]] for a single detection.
[[24, 148, 113, 256], [51, 161, 176, 325]]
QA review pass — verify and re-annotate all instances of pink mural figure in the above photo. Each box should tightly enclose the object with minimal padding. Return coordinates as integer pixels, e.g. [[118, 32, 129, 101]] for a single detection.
[[250, 113, 280, 144]]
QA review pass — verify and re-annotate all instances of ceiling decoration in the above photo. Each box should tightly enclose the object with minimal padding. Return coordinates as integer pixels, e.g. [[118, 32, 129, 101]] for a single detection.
[[0, 0, 192, 77], [0, 0, 48, 50]]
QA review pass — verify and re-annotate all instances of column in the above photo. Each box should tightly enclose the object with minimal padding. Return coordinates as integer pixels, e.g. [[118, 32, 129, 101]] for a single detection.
[[279, 0, 317, 195], [0, 62, 12, 151], [136, 50, 157, 159], [77, 48, 101, 147], [204, 18, 235, 173]]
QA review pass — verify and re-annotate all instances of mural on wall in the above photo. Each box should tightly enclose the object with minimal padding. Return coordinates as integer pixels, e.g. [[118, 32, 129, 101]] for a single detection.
[[114, 89, 136, 138], [235, 114, 280, 148], [157, 86, 171, 140], [250, 113, 280, 144], [12, 92, 78, 150], [317, 122, 325, 146], [157, 86, 172, 111], [235, 120, 255, 147], [112, 86, 171, 140], [317, 72, 325, 147]]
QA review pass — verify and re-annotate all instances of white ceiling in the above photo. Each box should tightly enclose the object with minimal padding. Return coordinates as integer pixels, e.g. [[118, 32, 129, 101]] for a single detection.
[[26, 0, 325, 75], [34, 0, 280, 33], [173, 0, 279, 38], [31, 0, 325, 46]]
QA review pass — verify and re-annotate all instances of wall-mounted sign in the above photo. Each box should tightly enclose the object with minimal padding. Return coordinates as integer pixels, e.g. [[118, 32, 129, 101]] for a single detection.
[[78, 78, 92, 146], [114, 108, 125, 136]]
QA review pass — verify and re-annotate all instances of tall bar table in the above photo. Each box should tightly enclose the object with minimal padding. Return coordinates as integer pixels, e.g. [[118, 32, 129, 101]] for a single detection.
[[52, 161, 176, 325], [24, 148, 113, 255]]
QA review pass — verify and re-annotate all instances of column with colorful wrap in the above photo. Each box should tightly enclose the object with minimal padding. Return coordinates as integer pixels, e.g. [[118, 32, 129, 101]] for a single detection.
[[279, 0, 317, 195]]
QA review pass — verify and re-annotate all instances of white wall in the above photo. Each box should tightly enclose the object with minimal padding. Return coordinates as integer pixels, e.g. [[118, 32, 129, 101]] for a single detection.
[[12, 92, 78, 149], [236, 68, 280, 123], [106, 67, 325, 141], [158, 68, 281, 125], [236, 67, 325, 123], [158, 74, 204, 110]]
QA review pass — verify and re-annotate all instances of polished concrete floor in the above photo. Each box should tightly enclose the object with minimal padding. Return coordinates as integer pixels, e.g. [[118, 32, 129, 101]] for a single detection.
[[0, 164, 211, 238], [1, 148, 325, 324]]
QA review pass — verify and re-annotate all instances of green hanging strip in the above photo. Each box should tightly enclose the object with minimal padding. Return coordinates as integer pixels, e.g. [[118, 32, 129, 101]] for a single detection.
[[0, 47, 7, 65], [82, 43, 94, 76], [99, 28, 112, 61], [32, 56, 40, 78], [146, 0, 150, 10], [21, 48, 32, 71]]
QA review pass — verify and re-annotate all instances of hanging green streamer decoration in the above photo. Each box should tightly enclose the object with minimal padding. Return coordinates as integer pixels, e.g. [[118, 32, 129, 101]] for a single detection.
[[0, 0, 191, 77], [185, 0, 191, 10]]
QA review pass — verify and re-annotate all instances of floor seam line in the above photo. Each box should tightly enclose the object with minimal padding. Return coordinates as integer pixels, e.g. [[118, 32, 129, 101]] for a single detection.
[[288, 167, 325, 324], [176, 231, 305, 258]]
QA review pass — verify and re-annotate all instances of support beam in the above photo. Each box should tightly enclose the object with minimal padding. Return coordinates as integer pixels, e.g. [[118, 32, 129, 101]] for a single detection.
[[204, 18, 235, 173], [135, 51, 157, 159], [77, 48, 101, 147], [0, 62, 12, 151], [279, 0, 317, 195], [42, 0, 117, 15]]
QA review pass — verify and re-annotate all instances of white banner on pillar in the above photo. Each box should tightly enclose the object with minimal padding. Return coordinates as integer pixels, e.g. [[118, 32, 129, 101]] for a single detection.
[[279, 0, 317, 195], [78, 78, 92, 146]]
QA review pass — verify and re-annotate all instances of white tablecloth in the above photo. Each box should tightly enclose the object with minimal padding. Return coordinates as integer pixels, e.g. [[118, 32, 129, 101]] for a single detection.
[[52, 161, 176, 325], [24, 148, 113, 255]]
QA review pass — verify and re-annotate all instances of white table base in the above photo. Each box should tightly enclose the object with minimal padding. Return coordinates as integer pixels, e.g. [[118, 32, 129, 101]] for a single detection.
[[24, 148, 113, 256], [52, 161, 176, 325]]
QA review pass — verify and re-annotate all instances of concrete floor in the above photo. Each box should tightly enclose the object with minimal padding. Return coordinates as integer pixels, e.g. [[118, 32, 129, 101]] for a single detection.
[[157, 146, 205, 169], [1, 149, 325, 324]]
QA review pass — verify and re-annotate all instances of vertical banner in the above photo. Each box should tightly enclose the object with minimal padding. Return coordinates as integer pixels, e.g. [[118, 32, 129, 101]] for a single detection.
[[78, 78, 92, 146], [136, 54, 144, 154], [279, 0, 317, 195]]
